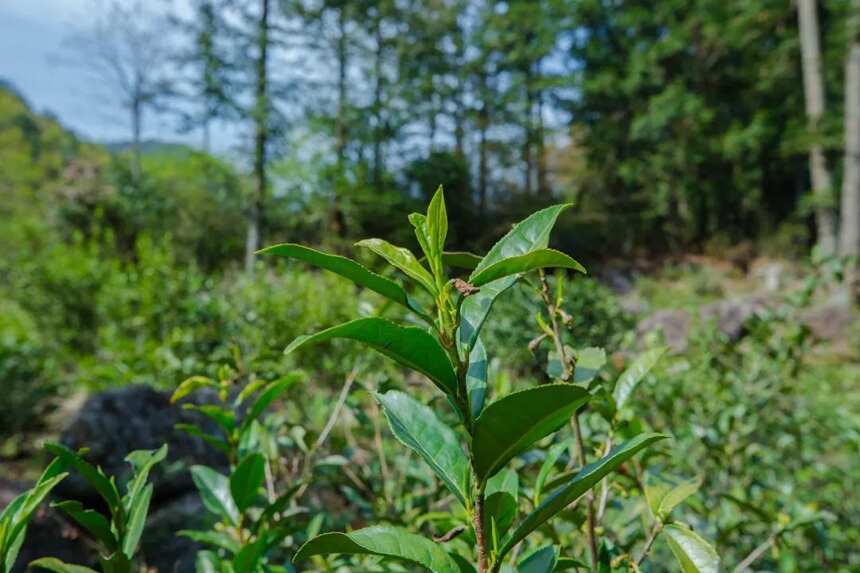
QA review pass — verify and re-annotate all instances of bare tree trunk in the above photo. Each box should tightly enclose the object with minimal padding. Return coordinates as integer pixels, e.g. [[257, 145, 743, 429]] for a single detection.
[[842, 3, 860, 295], [245, 0, 270, 273], [798, 0, 838, 255], [131, 97, 142, 182]]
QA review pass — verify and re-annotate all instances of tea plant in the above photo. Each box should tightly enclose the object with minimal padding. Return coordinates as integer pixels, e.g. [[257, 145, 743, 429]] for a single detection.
[[29, 442, 167, 573], [261, 188, 703, 572], [0, 458, 67, 573], [171, 369, 308, 571]]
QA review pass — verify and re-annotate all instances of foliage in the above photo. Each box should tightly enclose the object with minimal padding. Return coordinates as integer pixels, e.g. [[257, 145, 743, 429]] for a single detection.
[[29, 443, 167, 573], [265, 188, 701, 572], [172, 369, 308, 571]]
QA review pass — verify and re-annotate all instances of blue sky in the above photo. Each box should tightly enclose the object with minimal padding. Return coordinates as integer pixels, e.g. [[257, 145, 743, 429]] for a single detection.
[[0, 0, 213, 147]]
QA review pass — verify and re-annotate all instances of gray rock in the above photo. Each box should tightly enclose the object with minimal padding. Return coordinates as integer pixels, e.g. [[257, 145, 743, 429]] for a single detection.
[[699, 295, 772, 342], [637, 309, 692, 352], [801, 290, 858, 341]]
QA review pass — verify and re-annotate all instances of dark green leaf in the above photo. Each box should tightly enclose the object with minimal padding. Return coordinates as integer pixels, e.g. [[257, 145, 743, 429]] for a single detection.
[[519, 546, 558, 573], [233, 535, 266, 573], [376, 391, 470, 507], [293, 525, 460, 573], [230, 453, 266, 512], [52, 501, 116, 550], [182, 404, 236, 436], [484, 492, 517, 548], [191, 465, 239, 526], [287, 318, 458, 397], [499, 433, 668, 559], [554, 556, 589, 571], [458, 276, 517, 354], [174, 424, 231, 456], [470, 248, 585, 287], [258, 243, 429, 319], [179, 529, 241, 553], [534, 440, 571, 504], [613, 347, 667, 410], [442, 251, 482, 270], [472, 384, 590, 481], [663, 523, 719, 573], [44, 443, 120, 513], [122, 483, 152, 558], [254, 483, 303, 534], [242, 374, 302, 432], [356, 238, 437, 294]]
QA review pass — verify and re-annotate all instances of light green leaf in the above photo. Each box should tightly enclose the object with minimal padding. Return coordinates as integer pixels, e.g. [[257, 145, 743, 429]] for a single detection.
[[230, 453, 266, 512], [293, 525, 460, 573], [376, 391, 470, 507], [470, 248, 585, 287], [554, 556, 590, 571], [613, 347, 667, 410], [356, 238, 437, 295], [466, 337, 488, 418], [473, 384, 590, 481], [500, 433, 668, 559], [191, 465, 239, 526], [644, 474, 702, 521], [194, 550, 222, 573], [519, 546, 558, 573], [427, 185, 449, 260], [663, 523, 719, 573], [287, 318, 458, 397], [573, 348, 606, 385], [29, 558, 100, 573], [179, 529, 241, 553], [170, 376, 217, 403], [473, 204, 571, 275], [458, 276, 517, 354], [122, 483, 152, 558], [52, 501, 116, 550], [409, 213, 433, 264], [485, 469, 519, 547], [258, 243, 429, 320], [124, 444, 167, 511]]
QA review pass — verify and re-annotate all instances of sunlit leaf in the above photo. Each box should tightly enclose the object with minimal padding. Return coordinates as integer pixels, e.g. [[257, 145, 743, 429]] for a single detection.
[[663, 523, 719, 573]]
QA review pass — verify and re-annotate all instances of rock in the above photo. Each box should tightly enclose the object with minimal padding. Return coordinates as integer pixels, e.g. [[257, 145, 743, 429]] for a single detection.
[[801, 290, 858, 341], [699, 295, 772, 342], [637, 309, 692, 352], [140, 492, 208, 573], [56, 385, 227, 505]]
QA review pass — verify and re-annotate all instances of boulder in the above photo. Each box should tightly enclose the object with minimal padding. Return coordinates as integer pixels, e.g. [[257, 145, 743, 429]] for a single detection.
[[636, 309, 692, 352], [699, 295, 773, 342]]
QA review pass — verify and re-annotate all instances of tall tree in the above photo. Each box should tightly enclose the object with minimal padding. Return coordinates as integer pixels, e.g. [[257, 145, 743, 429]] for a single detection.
[[798, 0, 838, 255], [841, 0, 860, 266], [65, 0, 174, 180]]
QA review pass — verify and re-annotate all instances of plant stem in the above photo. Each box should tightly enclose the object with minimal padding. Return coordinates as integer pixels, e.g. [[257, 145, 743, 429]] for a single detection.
[[733, 533, 777, 572], [634, 523, 663, 566], [474, 486, 489, 573], [573, 413, 599, 573]]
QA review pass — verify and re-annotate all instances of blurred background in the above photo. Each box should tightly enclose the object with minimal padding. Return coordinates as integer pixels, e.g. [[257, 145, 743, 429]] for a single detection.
[[1, 0, 859, 571]]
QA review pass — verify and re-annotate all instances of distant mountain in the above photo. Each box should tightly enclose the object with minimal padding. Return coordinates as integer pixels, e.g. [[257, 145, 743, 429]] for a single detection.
[[102, 139, 194, 157]]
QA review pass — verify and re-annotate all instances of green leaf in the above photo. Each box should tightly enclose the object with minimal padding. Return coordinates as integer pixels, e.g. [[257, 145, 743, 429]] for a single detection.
[[174, 424, 231, 456], [191, 465, 239, 526], [458, 276, 517, 354], [254, 482, 303, 534], [230, 453, 266, 512], [44, 443, 121, 514], [182, 404, 236, 436], [442, 251, 482, 270], [554, 556, 590, 571], [519, 546, 558, 573], [472, 384, 590, 481], [499, 433, 668, 559], [52, 501, 116, 550], [534, 440, 571, 504], [473, 204, 571, 275], [356, 238, 437, 294], [258, 243, 429, 319], [470, 249, 585, 287], [409, 213, 433, 264], [3, 472, 68, 571], [484, 470, 519, 548], [171, 376, 217, 403], [233, 535, 266, 573], [287, 318, 458, 397], [124, 444, 167, 511], [573, 348, 606, 385], [644, 474, 702, 521], [293, 525, 460, 573], [98, 553, 131, 573], [194, 550, 222, 573], [376, 391, 470, 507], [663, 523, 719, 573], [427, 185, 449, 259], [29, 558, 100, 573], [242, 375, 302, 432], [179, 529, 241, 553], [612, 347, 667, 410], [466, 337, 488, 419], [122, 483, 152, 558]]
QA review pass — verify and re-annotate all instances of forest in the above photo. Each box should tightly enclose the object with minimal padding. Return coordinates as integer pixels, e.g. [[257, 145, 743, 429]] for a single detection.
[[0, 0, 859, 572]]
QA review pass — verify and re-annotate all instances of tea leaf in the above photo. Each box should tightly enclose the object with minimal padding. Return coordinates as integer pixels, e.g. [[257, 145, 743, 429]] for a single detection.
[[470, 248, 585, 287], [663, 523, 719, 573]]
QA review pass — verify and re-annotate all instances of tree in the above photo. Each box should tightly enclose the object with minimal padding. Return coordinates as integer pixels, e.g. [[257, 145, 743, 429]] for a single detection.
[[841, 0, 860, 269], [64, 0, 174, 181], [798, 0, 838, 255]]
